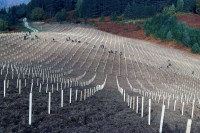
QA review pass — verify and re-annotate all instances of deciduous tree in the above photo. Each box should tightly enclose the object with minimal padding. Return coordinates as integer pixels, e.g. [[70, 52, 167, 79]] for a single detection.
[[31, 7, 46, 21], [192, 43, 200, 53], [177, 0, 184, 12]]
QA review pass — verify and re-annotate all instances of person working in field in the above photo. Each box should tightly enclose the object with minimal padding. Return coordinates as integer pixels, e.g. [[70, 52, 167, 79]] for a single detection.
[[35, 35, 39, 39], [66, 37, 71, 41], [108, 50, 113, 53], [119, 52, 122, 56], [192, 71, 194, 75]]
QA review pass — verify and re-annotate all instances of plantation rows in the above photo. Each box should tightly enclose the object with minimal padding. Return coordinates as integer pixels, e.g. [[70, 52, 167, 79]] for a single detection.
[[0, 23, 200, 132]]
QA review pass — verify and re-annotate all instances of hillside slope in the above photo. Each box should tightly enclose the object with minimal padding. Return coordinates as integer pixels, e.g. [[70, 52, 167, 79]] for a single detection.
[[0, 22, 200, 132], [177, 14, 200, 29]]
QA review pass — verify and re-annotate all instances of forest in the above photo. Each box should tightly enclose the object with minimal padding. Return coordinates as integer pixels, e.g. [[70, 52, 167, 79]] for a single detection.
[[0, 0, 198, 29]]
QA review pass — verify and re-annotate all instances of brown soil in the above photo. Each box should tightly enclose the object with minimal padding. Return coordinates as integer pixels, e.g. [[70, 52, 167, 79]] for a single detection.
[[1, 23, 200, 132], [95, 20, 200, 58], [177, 14, 200, 29], [95, 23, 145, 40]]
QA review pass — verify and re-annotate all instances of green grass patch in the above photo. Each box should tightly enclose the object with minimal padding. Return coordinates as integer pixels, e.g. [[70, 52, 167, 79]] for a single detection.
[[174, 12, 194, 17], [15, 21, 32, 32]]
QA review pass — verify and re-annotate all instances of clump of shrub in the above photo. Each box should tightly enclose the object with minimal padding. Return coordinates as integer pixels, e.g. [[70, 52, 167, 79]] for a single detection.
[[143, 14, 200, 53], [110, 12, 118, 21], [100, 14, 105, 22], [146, 30, 151, 37], [166, 31, 173, 40], [192, 43, 200, 53], [136, 24, 141, 30], [31, 7, 46, 21], [55, 9, 68, 22]]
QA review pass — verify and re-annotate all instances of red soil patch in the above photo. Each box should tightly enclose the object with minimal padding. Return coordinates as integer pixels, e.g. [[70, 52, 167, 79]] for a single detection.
[[177, 14, 200, 29], [95, 22, 200, 58], [96, 23, 146, 40], [94, 14, 200, 58], [87, 17, 111, 22]]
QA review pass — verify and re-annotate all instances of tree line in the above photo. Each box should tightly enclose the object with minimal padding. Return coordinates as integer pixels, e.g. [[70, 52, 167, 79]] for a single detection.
[[0, 0, 76, 31], [0, 0, 200, 31], [0, 4, 27, 31], [73, 0, 197, 19], [143, 14, 200, 53]]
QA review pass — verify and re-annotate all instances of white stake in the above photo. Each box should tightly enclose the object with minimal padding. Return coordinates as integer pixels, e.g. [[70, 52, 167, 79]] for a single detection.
[[186, 119, 192, 133], [148, 99, 151, 125], [174, 100, 176, 111], [25, 79, 26, 87], [4, 80, 6, 97], [48, 92, 51, 114], [167, 97, 170, 109], [124, 89, 125, 102], [7, 80, 9, 88], [130, 96, 132, 108], [84, 89, 86, 100], [159, 105, 165, 133], [57, 82, 58, 91], [141, 96, 144, 117], [29, 92, 32, 125], [16, 79, 18, 88], [61, 89, 63, 107], [39, 83, 41, 92], [52, 84, 54, 93], [182, 102, 184, 116], [80, 91, 82, 101], [19, 79, 21, 94], [75, 89, 78, 101], [69, 88, 72, 103], [191, 100, 195, 119], [136, 96, 138, 113], [46, 84, 48, 93]]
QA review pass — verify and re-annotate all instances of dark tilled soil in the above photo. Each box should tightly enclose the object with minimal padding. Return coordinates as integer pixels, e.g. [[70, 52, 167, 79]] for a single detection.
[[0, 79, 157, 133]]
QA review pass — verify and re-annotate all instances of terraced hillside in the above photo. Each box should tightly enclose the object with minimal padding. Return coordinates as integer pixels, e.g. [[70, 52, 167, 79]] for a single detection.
[[0, 23, 200, 132]]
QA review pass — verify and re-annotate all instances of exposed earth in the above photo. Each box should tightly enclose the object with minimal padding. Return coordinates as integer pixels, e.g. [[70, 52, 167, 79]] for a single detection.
[[0, 16, 200, 132]]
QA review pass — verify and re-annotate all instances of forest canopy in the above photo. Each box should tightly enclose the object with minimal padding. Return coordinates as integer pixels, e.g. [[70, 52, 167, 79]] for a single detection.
[[0, 0, 198, 31]]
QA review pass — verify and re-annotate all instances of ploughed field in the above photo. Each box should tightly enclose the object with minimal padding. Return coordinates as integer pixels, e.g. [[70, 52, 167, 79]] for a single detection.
[[0, 23, 200, 132]]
